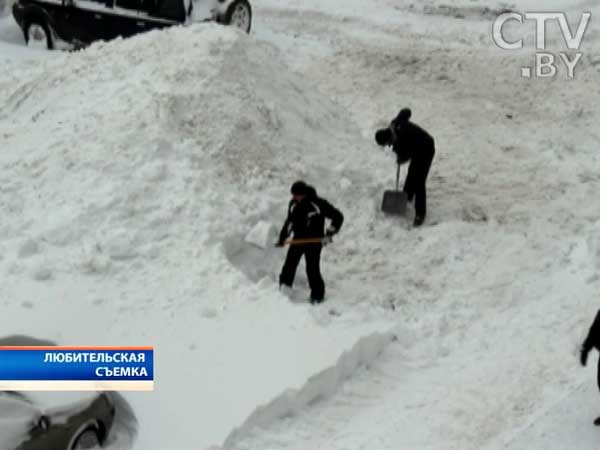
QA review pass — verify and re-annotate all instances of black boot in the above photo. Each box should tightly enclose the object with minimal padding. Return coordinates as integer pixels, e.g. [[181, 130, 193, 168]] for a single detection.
[[594, 416, 600, 426], [413, 215, 425, 227]]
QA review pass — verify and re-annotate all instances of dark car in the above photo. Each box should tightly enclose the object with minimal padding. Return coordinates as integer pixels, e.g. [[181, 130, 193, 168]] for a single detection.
[[12, 0, 251, 50], [1, 391, 116, 450]]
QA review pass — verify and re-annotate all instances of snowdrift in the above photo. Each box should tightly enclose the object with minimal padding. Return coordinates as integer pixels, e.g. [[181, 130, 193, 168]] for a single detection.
[[1, 24, 364, 257], [217, 331, 394, 450]]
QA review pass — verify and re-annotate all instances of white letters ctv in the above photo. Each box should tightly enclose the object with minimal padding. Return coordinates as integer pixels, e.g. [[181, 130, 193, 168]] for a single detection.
[[492, 12, 591, 78]]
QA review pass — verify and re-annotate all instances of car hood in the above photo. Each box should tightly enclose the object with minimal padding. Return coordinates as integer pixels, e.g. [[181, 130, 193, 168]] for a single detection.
[[0, 392, 104, 448]]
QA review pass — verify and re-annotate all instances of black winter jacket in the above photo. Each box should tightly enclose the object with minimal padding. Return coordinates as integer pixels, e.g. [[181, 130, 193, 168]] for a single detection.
[[391, 119, 435, 165], [278, 190, 344, 242], [582, 310, 600, 357]]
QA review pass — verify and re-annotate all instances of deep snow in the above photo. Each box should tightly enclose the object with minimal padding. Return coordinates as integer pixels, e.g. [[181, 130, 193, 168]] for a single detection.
[[1, 0, 600, 449], [0, 17, 394, 450]]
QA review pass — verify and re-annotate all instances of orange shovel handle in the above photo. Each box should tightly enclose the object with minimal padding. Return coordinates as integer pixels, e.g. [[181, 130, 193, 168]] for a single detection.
[[284, 238, 324, 245]]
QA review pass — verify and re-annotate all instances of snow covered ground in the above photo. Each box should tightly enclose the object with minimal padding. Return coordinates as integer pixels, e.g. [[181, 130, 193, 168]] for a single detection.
[[0, 14, 394, 450], [1, 0, 600, 449]]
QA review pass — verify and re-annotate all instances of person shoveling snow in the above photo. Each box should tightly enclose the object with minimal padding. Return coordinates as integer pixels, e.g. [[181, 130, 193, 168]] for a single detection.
[[375, 107, 435, 227], [275, 181, 343, 304]]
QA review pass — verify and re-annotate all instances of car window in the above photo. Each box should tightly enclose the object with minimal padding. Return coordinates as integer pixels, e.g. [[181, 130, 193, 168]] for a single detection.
[[139, 0, 158, 14], [152, 0, 184, 21], [74, 0, 112, 10], [78, 0, 110, 7], [115, 0, 140, 11]]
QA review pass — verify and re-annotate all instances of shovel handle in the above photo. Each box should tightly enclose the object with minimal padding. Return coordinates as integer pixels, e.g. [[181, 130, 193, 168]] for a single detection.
[[395, 163, 400, 191], [285, 238, 324, 245], [278, 237, 332, 246]]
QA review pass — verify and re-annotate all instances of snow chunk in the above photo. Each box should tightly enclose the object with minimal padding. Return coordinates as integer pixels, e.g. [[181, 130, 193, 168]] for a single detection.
[[339, 177, 352, 190], [18, 238, 39, 258], [107, 231, 137, 261], [140, 161, 168, 183], [80, 253, 111, 274], [201, 307, 219, 319], [31, 263, 51, 281]]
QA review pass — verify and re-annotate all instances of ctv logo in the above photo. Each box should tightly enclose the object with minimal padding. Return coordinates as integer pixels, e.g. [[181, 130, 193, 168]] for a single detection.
[[492, 12, 591, 79]]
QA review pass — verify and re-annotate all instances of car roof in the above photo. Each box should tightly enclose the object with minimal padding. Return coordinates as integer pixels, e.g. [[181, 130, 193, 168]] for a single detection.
[[0, 335, 57, 346]]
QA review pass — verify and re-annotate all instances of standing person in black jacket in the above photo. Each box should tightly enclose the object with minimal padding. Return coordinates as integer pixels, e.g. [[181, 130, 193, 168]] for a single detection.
[[581, 309, 600, 425], [375, 108, 435, 227], [276, 181, 344, 304]]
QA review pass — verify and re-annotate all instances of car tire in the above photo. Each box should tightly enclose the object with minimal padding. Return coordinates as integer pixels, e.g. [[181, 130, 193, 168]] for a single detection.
[[221, 0, 252, 33], [24, 19, 54, 50], [71, 427, 101, 450]]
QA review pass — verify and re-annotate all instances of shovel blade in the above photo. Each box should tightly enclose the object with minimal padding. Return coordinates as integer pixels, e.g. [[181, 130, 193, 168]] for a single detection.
[[245, 220, 277, 249], [381, 190, 407, 215]]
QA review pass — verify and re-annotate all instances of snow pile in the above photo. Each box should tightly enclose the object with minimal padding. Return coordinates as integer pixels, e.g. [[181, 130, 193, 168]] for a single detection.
[[0, 25, 342, 292], [1, 23, 371, 264]]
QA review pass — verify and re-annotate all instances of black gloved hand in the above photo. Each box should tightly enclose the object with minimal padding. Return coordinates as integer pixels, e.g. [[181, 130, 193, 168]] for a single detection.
[[275, 240, 285, 248], [581, 348, 589, 367]]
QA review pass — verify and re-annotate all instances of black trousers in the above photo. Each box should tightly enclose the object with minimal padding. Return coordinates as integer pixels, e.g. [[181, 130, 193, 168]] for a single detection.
[[279, 244, 325, 301], [403, 149, 435, 218]]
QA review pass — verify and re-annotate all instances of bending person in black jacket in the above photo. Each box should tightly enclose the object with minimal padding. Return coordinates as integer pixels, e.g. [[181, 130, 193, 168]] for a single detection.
[[376, 108, 435, 227], [277, 181, 344, 304], [581, 309, 600, 425]]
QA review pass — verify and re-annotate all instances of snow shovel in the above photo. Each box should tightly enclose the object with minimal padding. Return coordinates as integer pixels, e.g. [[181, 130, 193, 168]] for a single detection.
[[381, 163, 407, 215], [245, 220, 278, 249]]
